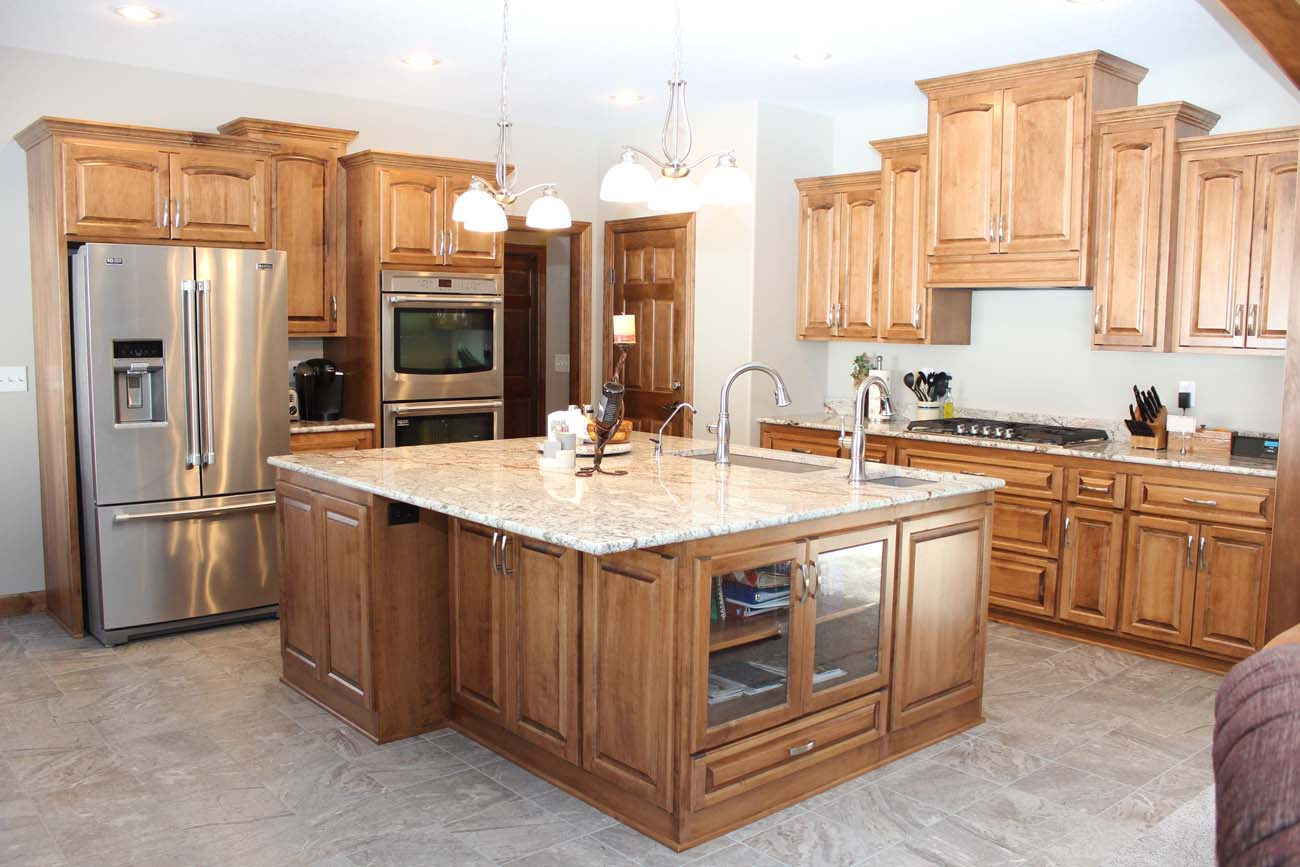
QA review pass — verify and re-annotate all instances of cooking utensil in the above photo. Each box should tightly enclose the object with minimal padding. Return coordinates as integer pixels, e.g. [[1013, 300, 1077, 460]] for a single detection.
[[903, 372, 916, 398], [1124, 418, 1155, 437], [1149, 386, 1163, 410], [1133, 386, 1151, 422]]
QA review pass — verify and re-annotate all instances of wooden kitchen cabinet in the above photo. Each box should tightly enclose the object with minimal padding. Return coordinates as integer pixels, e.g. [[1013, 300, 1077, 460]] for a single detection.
[[169, 148, 270, 245], [219, 118, 359, 335], [276, 481, 325, 675], [1090, 103, 1219, 350], [1058, 505, 1124, 629], [989, 550, 1057, 617], [919, 51, 1145, 288], [449, 520, 510, 727], [795, 174, 880, 340], [759, 423, 891, 464], [446, 174, 505, 269], [61, 140, 171, 239], [289, 428, 373, 453], [379, 166, 446, 266], [1121, 514, 1198, 645], [1191, 524, 1269, 658], [1174, 127, 1298, 353]]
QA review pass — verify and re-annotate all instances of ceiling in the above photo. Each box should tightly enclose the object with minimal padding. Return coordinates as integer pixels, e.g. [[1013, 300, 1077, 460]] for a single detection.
[[0, 0, 1289, 128]]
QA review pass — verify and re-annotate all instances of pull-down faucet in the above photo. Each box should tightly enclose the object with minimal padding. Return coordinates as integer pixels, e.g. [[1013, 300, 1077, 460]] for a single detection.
[[847, 373, 894, 484], [709, 363, 792, 464]]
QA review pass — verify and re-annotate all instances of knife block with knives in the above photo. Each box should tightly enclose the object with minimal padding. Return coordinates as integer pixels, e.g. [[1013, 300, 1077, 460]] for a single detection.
[[1126, 385, 1168, 450]]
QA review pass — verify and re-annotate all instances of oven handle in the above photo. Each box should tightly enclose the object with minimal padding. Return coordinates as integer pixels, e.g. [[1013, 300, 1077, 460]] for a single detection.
[[384, 294, 504, 306], [387, 400, 505, 416]]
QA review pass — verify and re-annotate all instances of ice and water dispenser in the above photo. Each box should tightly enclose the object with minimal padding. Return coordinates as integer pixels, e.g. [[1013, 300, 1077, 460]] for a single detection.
[[111, 339, 167, 425]]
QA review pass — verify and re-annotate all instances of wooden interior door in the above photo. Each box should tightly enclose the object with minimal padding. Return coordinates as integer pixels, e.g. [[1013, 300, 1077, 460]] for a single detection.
[[503, 247, 545, 438], [1191, 524, 1269, 658], [446, 175, 504, 268], [1058, 505, 1125, 629], [507, 537, 581, 762], [1246, 151, 1296, 350], [62, 140, 170, 239], [170, 149, 269, 244], [275, 482, 324, 674], [271, 145, 340, 334], [837, 186, 881, 339], [1121, 514, 1197, 645], [927, 91, 1002, 256], [605, 216, 693, 435], [999, 77, 1086, 254], [379, 166, 443, 266], [880, 149, 928, 341], [1176, 154, 1256, 349], [1092, 125, 1165, 347], [797, 191, 838, 339], [317, 494, 374, 710], [449, 521, 509, 727]]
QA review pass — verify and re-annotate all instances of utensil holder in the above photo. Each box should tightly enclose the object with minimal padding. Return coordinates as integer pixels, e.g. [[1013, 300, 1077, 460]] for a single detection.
[[1130, 408, 1168, 450], [914, 401, 943, 421]]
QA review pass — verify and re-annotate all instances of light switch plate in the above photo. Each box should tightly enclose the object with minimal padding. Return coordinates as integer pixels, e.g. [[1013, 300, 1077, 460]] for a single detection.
[[0, 366, 28, 392], [554, 354, 570, 373]]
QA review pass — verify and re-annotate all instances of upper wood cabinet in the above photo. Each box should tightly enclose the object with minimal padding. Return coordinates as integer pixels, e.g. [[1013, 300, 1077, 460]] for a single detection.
[[919, 51, 1146, 288], [1174, 127, 1298, 354], [168, 148, 270, 245], [446, 175, 505, 268], [1090, 103, 1220, 351], [795, 173, 880, 340], [219, 118, 359, 336], [379, 166, 446, 266], [61, 140, 171, 240]]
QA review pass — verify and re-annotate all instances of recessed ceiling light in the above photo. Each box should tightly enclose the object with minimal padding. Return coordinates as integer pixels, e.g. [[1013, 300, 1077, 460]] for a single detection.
[[792, 50, 833, 64], [114, 5, 162, 21], [402, 54, 441, 70], [609, 91, 646, 105]]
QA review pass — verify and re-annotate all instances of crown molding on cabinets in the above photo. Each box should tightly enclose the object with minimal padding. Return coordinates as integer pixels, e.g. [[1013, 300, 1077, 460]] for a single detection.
[[15, 116, 278, 155], [915, 50, 1148, 97]]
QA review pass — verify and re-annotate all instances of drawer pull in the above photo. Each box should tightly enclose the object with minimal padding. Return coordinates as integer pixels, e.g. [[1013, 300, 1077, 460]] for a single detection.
[[1079, 483, 1111, 494], [788, 740, 816, 757], [1183, 497, 1218, 507], [790, 447, 813, 454], [965, 470, 987, 477]]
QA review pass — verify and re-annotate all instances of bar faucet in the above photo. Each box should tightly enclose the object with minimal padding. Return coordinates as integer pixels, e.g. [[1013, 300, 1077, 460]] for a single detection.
[[653, 402, 697, 457], [848, 373, 894, 485], [710, 363, 792, 464]]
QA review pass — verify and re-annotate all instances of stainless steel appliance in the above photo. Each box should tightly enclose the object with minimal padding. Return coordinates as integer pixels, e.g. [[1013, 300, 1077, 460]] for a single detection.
[[71, 243, 288, 645], [380, 270, 503, 402], [907, 417, 1108, 445], [383, 399, 503, 448]]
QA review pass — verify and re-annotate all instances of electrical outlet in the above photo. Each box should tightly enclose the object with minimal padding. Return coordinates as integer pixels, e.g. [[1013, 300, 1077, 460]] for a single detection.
[[0, 366, 28, 392], [554, 354, 571, 373], [1177, 380, 1196, 410]]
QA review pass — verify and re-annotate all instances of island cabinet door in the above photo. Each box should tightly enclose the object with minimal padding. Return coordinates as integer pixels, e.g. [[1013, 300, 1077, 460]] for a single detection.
[[891, 506, 990, 732], [691, 541, 808, 751], [449, 520, 510, 728], [317, 494, 375, 711], [1057, 505, 1125, 630], [505, 536, 581, 763], [800, 526, 894, 714], [276, 481, 324, 674]]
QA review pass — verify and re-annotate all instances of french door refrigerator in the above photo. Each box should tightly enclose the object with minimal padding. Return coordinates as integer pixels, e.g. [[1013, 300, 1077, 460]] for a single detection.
[[71, 243, 288, 645]]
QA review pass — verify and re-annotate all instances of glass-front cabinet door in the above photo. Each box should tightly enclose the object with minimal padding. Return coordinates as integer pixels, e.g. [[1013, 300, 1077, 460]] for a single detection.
[[802, 526, 894, 712]]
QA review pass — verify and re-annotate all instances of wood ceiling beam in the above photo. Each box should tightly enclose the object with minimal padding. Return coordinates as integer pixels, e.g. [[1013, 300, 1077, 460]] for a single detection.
[[1213, 0, 1300, 89]]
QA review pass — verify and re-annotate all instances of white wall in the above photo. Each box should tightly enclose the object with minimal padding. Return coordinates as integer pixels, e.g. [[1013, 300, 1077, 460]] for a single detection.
[[0, 45, 602, 596]]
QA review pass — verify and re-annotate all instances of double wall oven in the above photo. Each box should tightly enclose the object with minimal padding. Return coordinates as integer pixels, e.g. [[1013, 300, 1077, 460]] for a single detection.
[[380, 270, 503, 446]]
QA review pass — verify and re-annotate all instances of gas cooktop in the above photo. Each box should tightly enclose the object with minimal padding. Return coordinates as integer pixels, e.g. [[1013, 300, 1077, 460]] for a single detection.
[[906, 417, 1109, 446]]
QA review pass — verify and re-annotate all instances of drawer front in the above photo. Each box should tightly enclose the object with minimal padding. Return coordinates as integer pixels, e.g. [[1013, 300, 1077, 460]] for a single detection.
[[1066, 467, 1127, 508], [989, 551, 1058, 617], [900, 447, 1062, 499], [992, 495, 1062, 558], [864, 442, 895, 465], [689, 693, 884, 810], [761, 426, 842, 458], [290, 429, 373, 453], [1129, 475, 1273, 528]]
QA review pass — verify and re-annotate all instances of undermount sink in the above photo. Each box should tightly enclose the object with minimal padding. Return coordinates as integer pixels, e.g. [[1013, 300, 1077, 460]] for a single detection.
[[858, 475, 932, 488], [677, 451, 834, 474]]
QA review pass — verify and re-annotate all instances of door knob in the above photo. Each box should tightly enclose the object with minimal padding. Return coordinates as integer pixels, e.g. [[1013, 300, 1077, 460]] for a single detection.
[[672, 381, 682, 391]]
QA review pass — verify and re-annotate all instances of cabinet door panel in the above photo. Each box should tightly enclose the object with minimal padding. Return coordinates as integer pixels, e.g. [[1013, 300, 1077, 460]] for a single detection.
[[62, 141, 170, 239], [171, 149, 269, 244], [510, 537, 581, 762], [1177, 155, 1255, 348], [991, 495, 1061, 558], [797, 191, 838, 339], [273, 149, 338, 333], [449, 521, 509, 726], [1192, 525, 1269, 658], [892, 506, 989, 731], [1246, 151, 1295, 350], [1093, 127, 1164, 347], [1121, 515, 1196, 645], [838, 186, 881, 339], [276, 482, 323, 672], [989, 550, 1057, 617], [446, 175, 504, 268], [379, 167, 444, 266], [318, 494, 373, 709], [928, 92, 1002, 256], [881, 150, 929, 340], [1058, 506, 1124, 630], [1000, 78, 1086, 254]]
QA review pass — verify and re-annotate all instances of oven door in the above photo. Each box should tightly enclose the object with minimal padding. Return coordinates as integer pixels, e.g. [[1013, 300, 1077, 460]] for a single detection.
[[383, 400, 504, 448], [381, 294, 504, 402]]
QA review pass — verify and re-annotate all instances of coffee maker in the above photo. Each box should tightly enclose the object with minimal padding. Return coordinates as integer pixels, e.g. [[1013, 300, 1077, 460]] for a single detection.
[[294, 358, 344, 421]]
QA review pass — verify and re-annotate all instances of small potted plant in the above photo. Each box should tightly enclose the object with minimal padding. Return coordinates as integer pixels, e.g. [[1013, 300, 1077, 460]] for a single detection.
[[851, 353, 872, 392]]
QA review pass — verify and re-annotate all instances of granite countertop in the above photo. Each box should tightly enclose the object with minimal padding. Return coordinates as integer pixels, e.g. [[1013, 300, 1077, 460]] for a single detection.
[[759, 412, 1278, 479], [267, 433, 1004, 555], [290, 417, 376, 434]]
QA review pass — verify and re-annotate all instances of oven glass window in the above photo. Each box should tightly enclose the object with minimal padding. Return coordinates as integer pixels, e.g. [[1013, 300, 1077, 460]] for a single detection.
[[394, 308, 494, 375], [394, 412, 496, 447]]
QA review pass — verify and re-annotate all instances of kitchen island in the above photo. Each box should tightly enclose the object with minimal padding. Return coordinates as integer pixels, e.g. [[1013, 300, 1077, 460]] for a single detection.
[[269, 433, 1002, 850]]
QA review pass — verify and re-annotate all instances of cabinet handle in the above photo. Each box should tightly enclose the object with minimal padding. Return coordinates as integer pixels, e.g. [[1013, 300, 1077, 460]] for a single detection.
[[1063, 516, 1071, 547], [1000, 214, 1007, 243], [1093, 304, 1103, 335], [162, 195, 169, 229], [1185, 534, 1193, 568], [331, 295, 338, 323], [825, 304, 834, 327], [1183, 497, 1217, 507], [490, 531, 500, 575], [912, 304, 921, 329], [795, 562, 807, 603], [790, 447, 813, 455], [807, 561, 821, 599], [499, 533, 513, 576], [1198, 535, 1208, 573], [1232, 304, 1244, 337], [1079, 483, 1111, 494], [448, 229, 457, 257], [1248, 303, 1259, 337], [173, 198, 180, 228], [788, 740, 816, 758], [986, 217, 994, 243]]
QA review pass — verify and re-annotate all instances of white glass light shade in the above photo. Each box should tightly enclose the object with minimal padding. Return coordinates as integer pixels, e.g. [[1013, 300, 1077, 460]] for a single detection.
[[461, 198, 508, 233], [525, 188, 572, 230], [699, 159, 753, 206], [647, 174, 699, 213], [452, 183, 499, 224], [600, 151, 655, 203]]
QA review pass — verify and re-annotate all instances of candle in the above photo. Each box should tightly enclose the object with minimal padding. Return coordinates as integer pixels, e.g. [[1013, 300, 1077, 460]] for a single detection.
[[612, 314, 637, 345]]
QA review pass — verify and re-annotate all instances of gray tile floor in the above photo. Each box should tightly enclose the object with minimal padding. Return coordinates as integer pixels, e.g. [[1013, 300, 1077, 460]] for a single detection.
[[0, 615, 1220, 866]]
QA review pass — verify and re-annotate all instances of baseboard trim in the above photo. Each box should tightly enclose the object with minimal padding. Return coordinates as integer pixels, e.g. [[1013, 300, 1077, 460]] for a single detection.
[[0, 590, 47, 618]]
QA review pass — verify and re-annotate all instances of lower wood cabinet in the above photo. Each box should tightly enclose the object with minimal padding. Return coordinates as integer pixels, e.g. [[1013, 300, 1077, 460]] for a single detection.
[[759, 423, 893, 464], [989, 550, 1057, 617], [290, 428, 374, 453], [1057, 505, 1124, 629]]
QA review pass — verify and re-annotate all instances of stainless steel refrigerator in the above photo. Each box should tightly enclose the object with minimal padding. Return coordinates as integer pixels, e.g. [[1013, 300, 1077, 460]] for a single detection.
[[71, 243, 288, 645]]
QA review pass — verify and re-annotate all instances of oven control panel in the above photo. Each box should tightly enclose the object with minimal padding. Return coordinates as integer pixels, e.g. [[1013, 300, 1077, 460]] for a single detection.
[[381, 271, 502, 296]]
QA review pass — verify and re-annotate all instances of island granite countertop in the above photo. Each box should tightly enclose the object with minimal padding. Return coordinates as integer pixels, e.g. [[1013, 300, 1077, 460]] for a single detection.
[[759, 413, 1278, 479], [268, 432, 1003, 555]]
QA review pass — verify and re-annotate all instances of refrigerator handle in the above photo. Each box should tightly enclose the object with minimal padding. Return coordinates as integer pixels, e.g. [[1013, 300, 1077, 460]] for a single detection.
[[182, 280, 200, 469], [198, 279, 216, 467]]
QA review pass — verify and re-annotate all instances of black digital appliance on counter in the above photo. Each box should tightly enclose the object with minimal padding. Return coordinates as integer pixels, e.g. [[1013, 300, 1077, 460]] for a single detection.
[[1232, 434, 1280, 461], [294, 358, 344, 421]]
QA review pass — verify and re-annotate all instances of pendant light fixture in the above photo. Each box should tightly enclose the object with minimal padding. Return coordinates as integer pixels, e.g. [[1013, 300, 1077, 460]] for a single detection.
[[599, 1, 752, 211], [453, 0, 572, 232]]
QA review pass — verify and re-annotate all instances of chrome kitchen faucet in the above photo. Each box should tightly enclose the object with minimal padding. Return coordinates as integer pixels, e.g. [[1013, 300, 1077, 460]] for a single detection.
[[709, 363, 791, 464]]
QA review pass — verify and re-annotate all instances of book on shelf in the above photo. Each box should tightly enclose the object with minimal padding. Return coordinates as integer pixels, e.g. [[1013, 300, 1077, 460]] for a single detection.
[[727, 564, 792, 591], [748, 660, 847, 685], [721, 579, 790, 606], [707, 673, 746, 704], [723, 600, 788, 620], [711, 659, 785, 695]]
